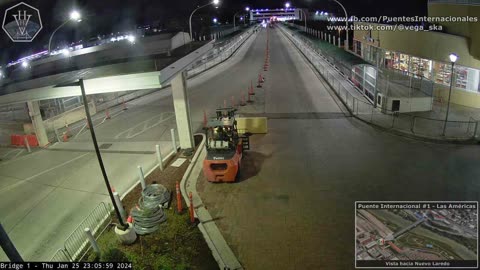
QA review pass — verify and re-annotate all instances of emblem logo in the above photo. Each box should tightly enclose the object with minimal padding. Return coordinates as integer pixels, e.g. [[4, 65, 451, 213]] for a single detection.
[[3, 2, 42, 42]]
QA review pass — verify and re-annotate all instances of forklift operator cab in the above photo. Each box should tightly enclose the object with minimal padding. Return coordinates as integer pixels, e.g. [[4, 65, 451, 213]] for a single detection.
[[203, 108, 249, 182]]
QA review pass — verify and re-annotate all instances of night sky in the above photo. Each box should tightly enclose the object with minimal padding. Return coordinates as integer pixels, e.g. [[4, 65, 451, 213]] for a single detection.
[[0, 0, 428, 64]]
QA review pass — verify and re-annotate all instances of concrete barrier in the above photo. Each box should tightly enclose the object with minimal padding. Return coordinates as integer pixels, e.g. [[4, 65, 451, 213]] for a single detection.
[[43, 102, 97, 133]]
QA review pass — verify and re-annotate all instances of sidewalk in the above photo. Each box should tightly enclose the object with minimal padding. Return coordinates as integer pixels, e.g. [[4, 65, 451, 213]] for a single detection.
[[281, 24, 479, 142]]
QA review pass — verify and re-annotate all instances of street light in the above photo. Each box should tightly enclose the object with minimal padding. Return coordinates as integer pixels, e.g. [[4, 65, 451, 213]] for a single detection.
[[189, 0, 220, 41], [127, 35, 136, 43], [328, 0, 348, 50], [54, 79, 130, 232], [285, 2, 291, 8], [299, 9, 307, 32], [213, 18, 218, 24], [442, 53, 459, 136], [62, 48, 70, 56], [48, 10, 82, 53], [234, 7, 251, 30]]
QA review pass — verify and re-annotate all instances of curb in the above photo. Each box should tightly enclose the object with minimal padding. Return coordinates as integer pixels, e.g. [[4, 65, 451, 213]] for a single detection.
[[180, 134, 243, 270]]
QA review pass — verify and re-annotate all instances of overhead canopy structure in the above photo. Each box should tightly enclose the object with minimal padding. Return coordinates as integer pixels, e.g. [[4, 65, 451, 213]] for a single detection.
[[0, 41, 214, 106]]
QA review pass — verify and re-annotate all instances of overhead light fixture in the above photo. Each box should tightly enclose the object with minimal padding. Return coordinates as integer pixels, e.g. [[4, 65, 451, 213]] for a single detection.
[[449, 53, 458, 63], [69, 10, 81, 22]]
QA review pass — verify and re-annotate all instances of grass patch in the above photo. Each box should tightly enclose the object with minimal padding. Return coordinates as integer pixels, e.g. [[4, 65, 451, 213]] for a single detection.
[[85, 135, 217, 269], [89, 209, 215, 270]]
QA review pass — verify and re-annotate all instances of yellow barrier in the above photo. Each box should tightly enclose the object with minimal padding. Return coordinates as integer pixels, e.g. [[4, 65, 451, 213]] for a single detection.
[[236, 117, 268, 134]]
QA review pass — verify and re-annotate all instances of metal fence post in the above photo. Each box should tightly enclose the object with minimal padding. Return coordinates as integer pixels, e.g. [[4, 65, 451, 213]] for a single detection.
[[171, 128, 178, 153], [24, 137, 31, 153], [137, 166, 146, 190], [113, 192, 126, 222], [84, 228, 100, 256], [156, 145, 164, 171]]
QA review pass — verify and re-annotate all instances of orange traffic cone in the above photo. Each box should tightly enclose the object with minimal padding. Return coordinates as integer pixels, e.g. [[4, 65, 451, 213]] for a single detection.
[[189, 192, 195, 224], [176, 181, 183, 214], [240, 94, 246, 106], [247, 91, 253, 103], [62, 132, 68, 142]]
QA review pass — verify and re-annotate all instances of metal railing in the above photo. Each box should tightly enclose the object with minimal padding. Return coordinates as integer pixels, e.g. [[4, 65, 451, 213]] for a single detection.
[[50, 202, 112, 262], [186, 27, 257, 78], [281, 24, 479, 141]]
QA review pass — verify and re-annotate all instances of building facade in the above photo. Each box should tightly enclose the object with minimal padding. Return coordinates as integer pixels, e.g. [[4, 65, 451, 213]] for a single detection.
[[352, 0, 480, 108]]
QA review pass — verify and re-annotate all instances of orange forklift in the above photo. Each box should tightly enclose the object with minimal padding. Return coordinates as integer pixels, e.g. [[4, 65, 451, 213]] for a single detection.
[[203, 108, 250, 182]]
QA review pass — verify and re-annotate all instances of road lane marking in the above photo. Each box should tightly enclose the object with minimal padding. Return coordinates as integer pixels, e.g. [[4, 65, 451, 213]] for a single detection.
[[0, 153, 90, 193], [114, 112, 175, 139]]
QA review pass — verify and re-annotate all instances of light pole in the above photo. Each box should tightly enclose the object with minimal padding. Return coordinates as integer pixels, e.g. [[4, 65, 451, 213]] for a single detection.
[[48, 10, 82, 53], [329, 0, 349, 50], [189, 0, 220, 41], [442, 53, 458, 136], [234, 7, 250, 31], [299, 9, 307, 32], [54, 79, 130, 231], [284, 2, 291, 24]]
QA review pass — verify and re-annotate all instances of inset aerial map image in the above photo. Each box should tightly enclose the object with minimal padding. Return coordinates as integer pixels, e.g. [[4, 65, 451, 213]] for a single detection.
[[355, 202, 478, 268]]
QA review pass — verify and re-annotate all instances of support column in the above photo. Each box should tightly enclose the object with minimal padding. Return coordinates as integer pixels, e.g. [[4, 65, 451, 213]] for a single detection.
[[27, 101, 48, 147], [171, 71, 194, 150]]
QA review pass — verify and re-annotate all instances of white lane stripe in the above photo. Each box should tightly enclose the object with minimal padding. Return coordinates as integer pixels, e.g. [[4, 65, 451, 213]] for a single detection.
[[24, 153, 90, 181], [0, 153, 90, 193]]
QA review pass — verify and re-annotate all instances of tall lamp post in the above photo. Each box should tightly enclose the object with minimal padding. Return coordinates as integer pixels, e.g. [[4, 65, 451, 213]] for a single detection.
[[329, 0, 349, 50], [189, 0, 220, 41], [234, 7, 250, 31], [54, 79, 129, 232], [48, 10, 82, 53], [442, 53, 458, 136], [299, 9, 307, 32]]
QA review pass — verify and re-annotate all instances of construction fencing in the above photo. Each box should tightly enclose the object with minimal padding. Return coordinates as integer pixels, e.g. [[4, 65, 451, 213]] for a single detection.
[[281, 25, 479, 142]]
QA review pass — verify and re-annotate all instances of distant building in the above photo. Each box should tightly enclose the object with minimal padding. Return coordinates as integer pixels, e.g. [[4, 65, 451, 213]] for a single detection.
[[367, 247, 381, 258]]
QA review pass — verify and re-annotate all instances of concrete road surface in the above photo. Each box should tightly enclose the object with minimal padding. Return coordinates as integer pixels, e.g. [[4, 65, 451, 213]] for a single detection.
[[0, 27, 261, 261], [197, 27, 480, 269], [1, 25, 479, 268]]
